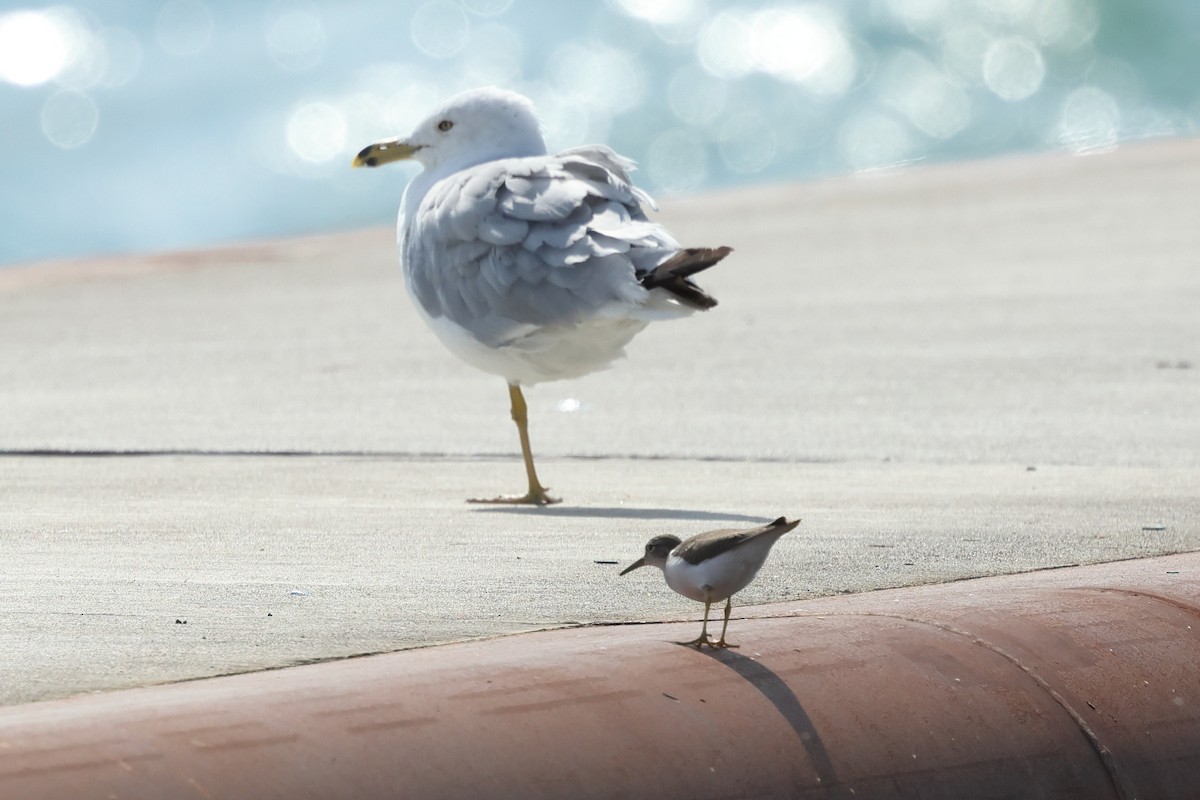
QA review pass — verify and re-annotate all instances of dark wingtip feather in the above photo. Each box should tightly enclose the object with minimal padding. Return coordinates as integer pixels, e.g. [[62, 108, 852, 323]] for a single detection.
[[641, 245, 732, 310]]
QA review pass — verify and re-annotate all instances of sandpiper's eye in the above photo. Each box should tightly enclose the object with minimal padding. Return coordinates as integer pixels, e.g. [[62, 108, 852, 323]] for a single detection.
[[437, 119, 453, 132], [646, 543, 653, 552]]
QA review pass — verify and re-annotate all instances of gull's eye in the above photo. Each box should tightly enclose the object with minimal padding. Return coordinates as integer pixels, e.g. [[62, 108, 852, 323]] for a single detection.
[[437, 120, 453, 132]]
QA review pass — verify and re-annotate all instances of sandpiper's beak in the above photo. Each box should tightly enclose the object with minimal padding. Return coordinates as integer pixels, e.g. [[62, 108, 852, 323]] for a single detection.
[[352, 139, 421, 168], [619, 557, 646, 576]]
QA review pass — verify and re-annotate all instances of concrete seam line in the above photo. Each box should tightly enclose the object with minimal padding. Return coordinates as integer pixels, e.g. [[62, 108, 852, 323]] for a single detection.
[[1068, 585, 1200, 621], [0, 448, 835, 466], [812, 610, 1133, 800], [520, 579, 1200, 634]]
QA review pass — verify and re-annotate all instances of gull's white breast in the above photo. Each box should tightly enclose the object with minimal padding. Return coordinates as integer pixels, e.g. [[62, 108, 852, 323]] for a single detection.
[[418, 307, 648, 385]]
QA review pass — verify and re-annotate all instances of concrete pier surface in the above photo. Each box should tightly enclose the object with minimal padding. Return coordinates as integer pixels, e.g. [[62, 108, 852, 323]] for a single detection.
[[1, 138, 1197, 706], [3, 553, 1198, 799]]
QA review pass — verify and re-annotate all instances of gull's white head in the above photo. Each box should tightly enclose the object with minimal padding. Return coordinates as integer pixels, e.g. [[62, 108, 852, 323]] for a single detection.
[[353, 86, 547, 176]]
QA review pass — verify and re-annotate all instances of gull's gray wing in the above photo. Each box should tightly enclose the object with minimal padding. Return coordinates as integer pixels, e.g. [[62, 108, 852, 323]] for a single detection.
[[401, 146, 684, 347]]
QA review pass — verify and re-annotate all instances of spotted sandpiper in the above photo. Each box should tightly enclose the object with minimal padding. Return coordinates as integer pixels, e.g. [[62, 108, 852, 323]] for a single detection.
[[619, 516, 801, 649]]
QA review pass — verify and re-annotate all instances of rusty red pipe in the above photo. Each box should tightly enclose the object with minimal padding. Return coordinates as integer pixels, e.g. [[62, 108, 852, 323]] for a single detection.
[[1, 554, 1198, 798]]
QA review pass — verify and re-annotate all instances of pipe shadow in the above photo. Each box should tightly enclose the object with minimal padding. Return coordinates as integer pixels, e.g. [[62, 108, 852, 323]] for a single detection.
[[471, 506, 769, 523], [696, 646, 841, 789]]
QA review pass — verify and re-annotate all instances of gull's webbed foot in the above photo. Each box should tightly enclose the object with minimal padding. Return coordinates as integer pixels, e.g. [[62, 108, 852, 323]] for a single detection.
[[468, 488, 561, 506]]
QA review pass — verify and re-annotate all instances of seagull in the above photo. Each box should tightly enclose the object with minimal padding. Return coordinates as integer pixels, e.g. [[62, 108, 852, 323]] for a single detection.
[[352, 87, 730, 505], [620, 517, 801, 648]]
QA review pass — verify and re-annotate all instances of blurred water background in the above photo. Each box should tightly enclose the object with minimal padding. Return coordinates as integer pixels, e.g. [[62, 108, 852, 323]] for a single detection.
[[1, 0, 1198, 267]]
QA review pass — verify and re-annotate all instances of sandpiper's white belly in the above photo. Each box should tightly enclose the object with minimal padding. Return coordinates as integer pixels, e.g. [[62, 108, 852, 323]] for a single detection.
[[662, 548, 769, 604]]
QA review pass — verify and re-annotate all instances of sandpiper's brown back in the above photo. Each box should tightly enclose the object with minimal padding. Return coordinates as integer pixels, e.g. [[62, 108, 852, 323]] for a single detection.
[[673, 517, 801, 565]]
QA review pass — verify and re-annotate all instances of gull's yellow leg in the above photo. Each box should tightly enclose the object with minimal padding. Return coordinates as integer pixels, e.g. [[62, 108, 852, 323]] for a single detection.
[[469, 382, 560, 506], [679, 601, 714, 647], [712, 597, 739, 649]]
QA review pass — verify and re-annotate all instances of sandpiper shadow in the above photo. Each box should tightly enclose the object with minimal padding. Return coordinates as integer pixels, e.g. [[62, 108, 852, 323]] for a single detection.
[[695, 646, 841, 789], [471, 506, 769, 523]]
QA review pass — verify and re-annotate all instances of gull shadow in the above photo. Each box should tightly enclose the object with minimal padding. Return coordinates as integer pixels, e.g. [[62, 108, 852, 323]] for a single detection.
[[471, 506, 769, 523], [696, 646, 841, 789]]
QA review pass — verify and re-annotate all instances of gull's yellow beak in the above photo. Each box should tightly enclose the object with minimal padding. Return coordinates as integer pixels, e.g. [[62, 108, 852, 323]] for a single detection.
[[352, 139, 421, 168]]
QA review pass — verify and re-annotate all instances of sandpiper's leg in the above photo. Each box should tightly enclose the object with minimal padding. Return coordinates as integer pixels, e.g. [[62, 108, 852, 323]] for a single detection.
[[679, 601, 715, 647], [712, 597, 739, 649], [469, 382, 561, 506]]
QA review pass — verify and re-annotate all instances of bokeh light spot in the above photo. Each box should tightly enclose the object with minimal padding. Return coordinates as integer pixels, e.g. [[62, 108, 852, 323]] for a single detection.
[[548, 40, 644, 115], [696, 11, 755, 79], [98, 27, 143, 89], [411, 1, 469, 60], [942, 24, 992, 85], [647, 128, 708, 193], [0, 10, 71, 86], [698, 6, 855, 94], [667, 65, 727, 127], [264, 2, 326, 73], [839, 111, 914, 171], [462, 0, 512, 16], [1058, 86, 1120, 152], [155, 0, 213, 58], [613, 0, 698, 27], [978, 0, 1036, 26], [753, 6, 855, 93], [983, 38, 1045, 101], [1034, 0, 1100, 50], [337, 90, 388, 148], [458, 23, 523, 87], [879, 50, 971, 139], [535, 91, 600, 152], [719, 113, 778, 174], [353, 63, 444, 137], [885, 0, 949, 34], [287, 101, 348, 163], [51, 8, 110, 92], [385, 84, 446, 137], [41, 90, 100, 149]]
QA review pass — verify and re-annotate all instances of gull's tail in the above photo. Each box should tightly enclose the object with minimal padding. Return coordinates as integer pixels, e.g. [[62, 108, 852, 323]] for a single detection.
[[640, 246, 731, 311]]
